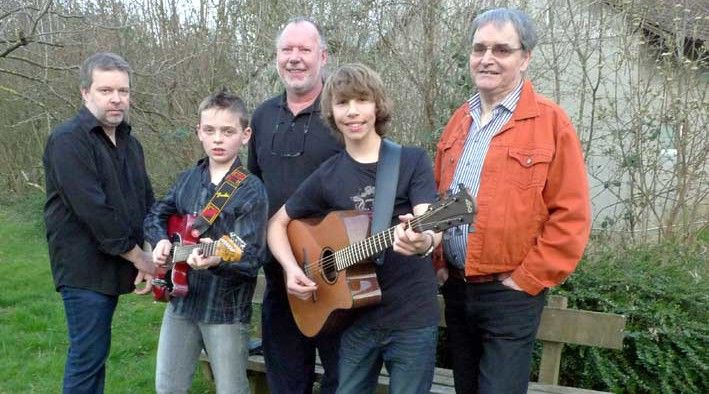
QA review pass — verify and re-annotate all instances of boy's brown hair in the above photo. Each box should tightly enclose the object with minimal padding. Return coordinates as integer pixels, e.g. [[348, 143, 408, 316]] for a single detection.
[[198, 88, 249, 130], [320, 63, 392, 139]]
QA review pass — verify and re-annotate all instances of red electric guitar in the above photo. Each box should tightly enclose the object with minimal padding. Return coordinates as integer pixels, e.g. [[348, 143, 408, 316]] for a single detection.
[[151, 214, 246, 302]]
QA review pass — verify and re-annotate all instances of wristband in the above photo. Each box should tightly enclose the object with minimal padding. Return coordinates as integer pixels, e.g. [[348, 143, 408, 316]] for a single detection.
[[417, 232, 436, 258]]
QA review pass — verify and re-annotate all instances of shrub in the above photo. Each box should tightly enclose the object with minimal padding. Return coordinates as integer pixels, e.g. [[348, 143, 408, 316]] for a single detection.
[[552, 240, 708, 393]]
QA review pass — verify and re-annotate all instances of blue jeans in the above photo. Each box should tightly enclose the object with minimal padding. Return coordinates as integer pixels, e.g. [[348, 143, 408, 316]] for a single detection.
[[261, 266, 341, 394], [336, 324, 438, 394], [441, 277, 547, 394], [60, 286, 118, 394], [155, 306, 250, 394]]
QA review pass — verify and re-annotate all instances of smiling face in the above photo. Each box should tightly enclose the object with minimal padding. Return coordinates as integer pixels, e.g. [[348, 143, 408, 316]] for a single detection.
[[81, 69, 130, 133], [197, 108, 251, 169], [331, 96, 378, 145], [276, 21, 327, 96], [469, 22, 531, 105]]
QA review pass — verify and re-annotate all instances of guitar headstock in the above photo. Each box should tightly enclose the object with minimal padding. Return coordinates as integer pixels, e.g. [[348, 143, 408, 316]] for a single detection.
[[415, 188, 476, 233], [215, 233, 247, 262]]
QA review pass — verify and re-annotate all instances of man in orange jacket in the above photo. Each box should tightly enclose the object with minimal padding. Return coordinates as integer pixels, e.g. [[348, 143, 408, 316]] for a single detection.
[[433, 8, 591, 393]]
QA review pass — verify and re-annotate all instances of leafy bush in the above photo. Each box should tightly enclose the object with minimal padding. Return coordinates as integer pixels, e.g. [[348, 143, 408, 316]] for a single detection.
[[552, 240, 708, 393]]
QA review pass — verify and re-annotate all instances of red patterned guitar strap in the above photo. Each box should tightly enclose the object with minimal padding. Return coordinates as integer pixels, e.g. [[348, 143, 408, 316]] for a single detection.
[[190, 166, 249, 238]]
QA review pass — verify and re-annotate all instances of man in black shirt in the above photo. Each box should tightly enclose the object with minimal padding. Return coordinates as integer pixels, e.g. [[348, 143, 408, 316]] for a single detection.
[[248, 17, 343, 394], [43, 52, 155, 393]]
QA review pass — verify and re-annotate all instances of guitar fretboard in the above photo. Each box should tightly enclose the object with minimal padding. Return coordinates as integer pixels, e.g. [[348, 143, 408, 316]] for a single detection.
[[305, 189, 474, 276], [172, 242, 218, 263], [333, 227, 396, 270]]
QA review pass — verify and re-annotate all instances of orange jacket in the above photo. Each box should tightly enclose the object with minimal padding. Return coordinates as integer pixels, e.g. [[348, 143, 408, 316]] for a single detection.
[[433, 80, 591, 295]]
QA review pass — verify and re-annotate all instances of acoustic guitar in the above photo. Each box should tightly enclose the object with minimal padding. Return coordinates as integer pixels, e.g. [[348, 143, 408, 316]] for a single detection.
[[151, 214, 246, 302], [286, 188, 476, 337]]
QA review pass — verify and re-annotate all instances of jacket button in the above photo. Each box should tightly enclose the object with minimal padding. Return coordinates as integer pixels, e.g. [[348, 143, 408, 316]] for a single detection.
[[526, 157, 532, 165]]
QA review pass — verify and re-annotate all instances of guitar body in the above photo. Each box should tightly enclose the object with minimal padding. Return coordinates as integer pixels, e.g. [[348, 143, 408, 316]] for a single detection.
[[152, 214, 197, 302], [287, 211, 382, 337]]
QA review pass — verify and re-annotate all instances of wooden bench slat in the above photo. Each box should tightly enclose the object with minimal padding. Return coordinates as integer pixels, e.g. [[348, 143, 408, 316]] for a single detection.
[[527, 383, 613, 394], [438, 295, 626, 350], [537, 308, 626, 349]]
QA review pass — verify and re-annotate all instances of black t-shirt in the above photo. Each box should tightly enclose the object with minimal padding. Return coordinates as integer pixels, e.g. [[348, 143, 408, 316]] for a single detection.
[[285, 146, 440, 329], [248, 93, 343, 219]]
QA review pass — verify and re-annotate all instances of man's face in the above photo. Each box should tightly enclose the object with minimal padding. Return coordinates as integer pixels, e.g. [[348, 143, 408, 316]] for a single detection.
[[469, 22, 530, 102], [276, 22, 327, 96], [81, 69, 130, 131]]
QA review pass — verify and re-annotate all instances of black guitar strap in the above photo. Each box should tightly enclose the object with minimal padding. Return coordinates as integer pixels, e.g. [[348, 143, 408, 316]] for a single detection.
[[371, 138, 402, 265]]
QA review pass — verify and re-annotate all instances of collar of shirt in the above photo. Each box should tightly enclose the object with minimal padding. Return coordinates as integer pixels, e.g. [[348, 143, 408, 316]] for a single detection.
[[77, 105, 132, 139], [197, 156, 244, 188], [466, 80, 525, 121], [277, 91, 322, 115]]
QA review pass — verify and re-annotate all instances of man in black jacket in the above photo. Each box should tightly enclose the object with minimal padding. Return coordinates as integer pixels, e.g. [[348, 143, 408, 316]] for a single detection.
[[43, 52, 155, 394]]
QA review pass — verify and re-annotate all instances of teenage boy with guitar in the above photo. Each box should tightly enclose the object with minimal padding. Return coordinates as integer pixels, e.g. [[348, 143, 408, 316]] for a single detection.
[[268, 63, 457, 394], [144, 89, 268, 394]]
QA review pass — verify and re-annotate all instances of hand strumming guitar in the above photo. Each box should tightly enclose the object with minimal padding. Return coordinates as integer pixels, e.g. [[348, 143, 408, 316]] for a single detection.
[[284, 265, 318, 301], [267, 205, 318, 301]]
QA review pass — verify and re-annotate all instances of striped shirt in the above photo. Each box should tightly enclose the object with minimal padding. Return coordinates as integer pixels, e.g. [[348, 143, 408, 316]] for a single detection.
[[144, 158, 268, 324], [443, 81, 524, 269]]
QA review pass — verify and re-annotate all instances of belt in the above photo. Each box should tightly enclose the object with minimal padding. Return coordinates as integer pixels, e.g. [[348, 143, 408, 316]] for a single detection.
[[448, 268, 511, 283]]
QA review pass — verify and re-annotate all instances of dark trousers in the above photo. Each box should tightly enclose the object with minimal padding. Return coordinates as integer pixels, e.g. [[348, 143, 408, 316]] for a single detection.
[[441, 277, 546, 394], [261, 265, 341, 394], [60, 286, 118, 394]]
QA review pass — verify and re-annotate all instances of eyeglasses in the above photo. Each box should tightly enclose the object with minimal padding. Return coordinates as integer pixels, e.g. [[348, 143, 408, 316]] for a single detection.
[[270, 106, 314, 158], [471, 44, 523, 58]]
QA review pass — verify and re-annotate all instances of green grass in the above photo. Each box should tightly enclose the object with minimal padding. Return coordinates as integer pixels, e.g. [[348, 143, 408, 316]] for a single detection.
[[0, 194, 214, 393]]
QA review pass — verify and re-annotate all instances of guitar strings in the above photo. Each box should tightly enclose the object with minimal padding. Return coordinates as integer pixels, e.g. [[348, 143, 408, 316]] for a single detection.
[[300, 207, 440, 275], [174, 239, 220, 261]]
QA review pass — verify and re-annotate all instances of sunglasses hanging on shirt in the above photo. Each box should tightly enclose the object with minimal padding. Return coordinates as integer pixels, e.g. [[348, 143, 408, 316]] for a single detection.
[[270, 105, 314, 158]]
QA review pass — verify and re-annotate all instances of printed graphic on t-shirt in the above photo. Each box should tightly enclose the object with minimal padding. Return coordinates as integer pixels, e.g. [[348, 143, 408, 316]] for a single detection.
[[350, 185, 375, 211]]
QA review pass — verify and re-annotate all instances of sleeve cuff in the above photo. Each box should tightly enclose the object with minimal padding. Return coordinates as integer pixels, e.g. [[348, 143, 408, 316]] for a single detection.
[[511, 267, 546, 296], [99, 237, 135, 256]]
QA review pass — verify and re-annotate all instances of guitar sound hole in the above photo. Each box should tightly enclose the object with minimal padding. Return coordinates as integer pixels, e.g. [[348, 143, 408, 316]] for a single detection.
[[320, 248, 337, 284]]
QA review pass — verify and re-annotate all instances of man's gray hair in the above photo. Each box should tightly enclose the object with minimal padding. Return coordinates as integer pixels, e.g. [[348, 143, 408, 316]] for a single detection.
[[469, 8, 538, 52], [79, 52, 132, 90], [275, 16, 327, 51]]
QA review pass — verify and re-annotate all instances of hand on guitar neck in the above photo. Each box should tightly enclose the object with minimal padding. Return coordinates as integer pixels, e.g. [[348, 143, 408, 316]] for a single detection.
[[186, 238, 222, 270], [153, 238, 222, 271], [392, 207, 442, 257]]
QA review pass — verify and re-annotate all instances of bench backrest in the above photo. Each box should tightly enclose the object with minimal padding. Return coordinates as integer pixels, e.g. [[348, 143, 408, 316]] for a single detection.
[[250, 275, 625, 385]]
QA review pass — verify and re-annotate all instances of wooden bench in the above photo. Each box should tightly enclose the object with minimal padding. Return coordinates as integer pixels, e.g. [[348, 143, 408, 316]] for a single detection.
[[200, 275, 626, 393]]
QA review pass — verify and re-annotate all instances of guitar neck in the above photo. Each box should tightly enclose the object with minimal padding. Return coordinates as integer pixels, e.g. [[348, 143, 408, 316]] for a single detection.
[[321, 189, 475, 273], [333, 226, 399, 271], [172, 241, 218, 263]]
